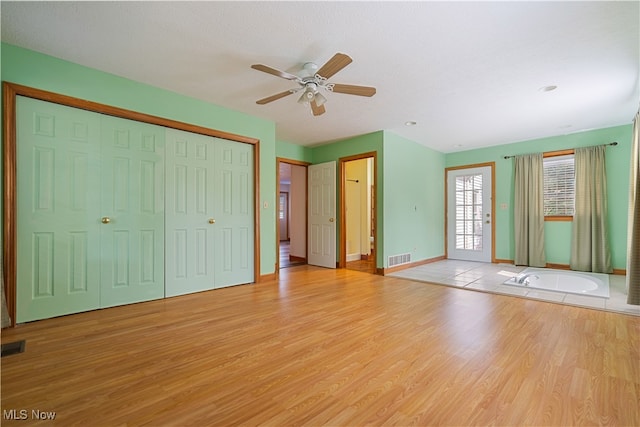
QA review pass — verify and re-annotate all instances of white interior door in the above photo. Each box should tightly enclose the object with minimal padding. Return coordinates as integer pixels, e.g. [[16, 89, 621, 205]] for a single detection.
[[212, 137, 254, 288], [165, 128, 217, 297], [100, 115, 166, 308], [308, 161, 336, 268], [447, 166, 492, 262], [16, 96, 102, 322]]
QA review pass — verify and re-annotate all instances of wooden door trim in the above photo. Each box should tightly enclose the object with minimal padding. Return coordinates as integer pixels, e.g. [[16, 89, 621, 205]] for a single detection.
[[2, 82, 262, 327], [444, 162, 496, 263], [338, 152, 378, 270]]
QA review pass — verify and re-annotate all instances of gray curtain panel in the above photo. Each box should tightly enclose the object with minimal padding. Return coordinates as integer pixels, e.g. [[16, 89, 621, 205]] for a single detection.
[[570, 145, 612, 273], [627, 111, 640, 305], [514, 153, 546, 267]]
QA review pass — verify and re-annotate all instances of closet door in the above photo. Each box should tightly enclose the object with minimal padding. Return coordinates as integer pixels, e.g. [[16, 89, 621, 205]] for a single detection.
[[213, 138, 254, 288], [99, 116, 166, 307], [165, 129, 217, 296], [16, 97, 102, 323]]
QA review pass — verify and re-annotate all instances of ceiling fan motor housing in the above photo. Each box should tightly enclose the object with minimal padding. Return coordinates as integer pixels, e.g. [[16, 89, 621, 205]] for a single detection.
[[299, 62, 318, 78]]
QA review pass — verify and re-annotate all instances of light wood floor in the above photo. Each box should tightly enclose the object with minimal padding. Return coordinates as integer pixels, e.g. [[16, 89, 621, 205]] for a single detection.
[[2, 266, 639, 426], [279, 241, 305, 269]]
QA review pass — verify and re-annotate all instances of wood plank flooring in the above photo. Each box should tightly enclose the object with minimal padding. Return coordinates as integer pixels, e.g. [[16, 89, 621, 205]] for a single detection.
[[1, 266, 639, 426], [279, 241, 305, 268]]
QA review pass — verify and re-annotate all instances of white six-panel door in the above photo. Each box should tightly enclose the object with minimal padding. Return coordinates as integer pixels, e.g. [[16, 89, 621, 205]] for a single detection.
[[15, 97, 255, 322], [308, 161, 336, 269], [165, 129, 254, 296], [16, 97, 102, 322], [99, 115, 166, 307], [165, 129, 217, 296], [213, 138, 254, 287]]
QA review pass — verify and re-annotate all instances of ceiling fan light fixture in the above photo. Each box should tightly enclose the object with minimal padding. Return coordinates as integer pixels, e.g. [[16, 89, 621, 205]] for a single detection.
[[314, 92, 327, 106], [252, 52, 376, 117], [297, 84, 318, 104]]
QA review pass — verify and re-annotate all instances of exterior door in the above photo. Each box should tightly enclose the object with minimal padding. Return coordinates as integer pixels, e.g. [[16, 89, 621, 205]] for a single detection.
[[308, 161, 336, 268], [100, 116, 166, 307], [165, 129, 217, 296], [447, 166, 492, 262], [16, 96, 102, 322]]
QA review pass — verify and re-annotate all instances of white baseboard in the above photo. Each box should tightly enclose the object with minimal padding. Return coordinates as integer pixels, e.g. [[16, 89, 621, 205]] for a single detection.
[[346, 253, 361, 262]]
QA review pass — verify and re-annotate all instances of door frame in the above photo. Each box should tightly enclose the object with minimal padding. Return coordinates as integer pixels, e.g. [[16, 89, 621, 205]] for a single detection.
[[275, 157, 310, 273], [444, 162, 496, 263], [3, 82, 262, 327], [338, 152, 378, 270]]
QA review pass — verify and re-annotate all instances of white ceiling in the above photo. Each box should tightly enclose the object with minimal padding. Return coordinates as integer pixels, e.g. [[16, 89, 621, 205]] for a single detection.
[[2, 1, 638, 153]]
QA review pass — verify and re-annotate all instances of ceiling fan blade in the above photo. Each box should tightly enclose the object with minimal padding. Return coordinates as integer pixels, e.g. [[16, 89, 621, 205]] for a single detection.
[[256, 90, 295, 105], [310, 99, 326, 116], [251, 64, 299, 81], [331, 84, 376, 97], [316, 53, 352, 79]]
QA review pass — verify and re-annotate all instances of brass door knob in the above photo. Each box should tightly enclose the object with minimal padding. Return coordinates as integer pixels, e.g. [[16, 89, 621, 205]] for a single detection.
[[329, 218, 335, 222], [101, 217, 111, 224], [208, 218, 216, 224]]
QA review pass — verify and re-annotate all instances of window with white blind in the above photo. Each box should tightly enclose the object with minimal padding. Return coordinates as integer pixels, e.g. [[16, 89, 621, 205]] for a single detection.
[[543, 154, 575, 217]]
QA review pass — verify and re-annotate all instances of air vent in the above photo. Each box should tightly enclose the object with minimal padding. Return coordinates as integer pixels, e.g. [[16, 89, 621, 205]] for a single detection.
[[388, 253, 411, 267]]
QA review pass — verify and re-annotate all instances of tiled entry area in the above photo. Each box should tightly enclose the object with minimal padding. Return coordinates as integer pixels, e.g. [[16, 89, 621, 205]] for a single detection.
[[388, 259, 640, 317]]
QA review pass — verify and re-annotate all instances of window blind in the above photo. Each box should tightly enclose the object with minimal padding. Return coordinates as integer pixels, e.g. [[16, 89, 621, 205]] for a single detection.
[[543, 154, 575, 216]]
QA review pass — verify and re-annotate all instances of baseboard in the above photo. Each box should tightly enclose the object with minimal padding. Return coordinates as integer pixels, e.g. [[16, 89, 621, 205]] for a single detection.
[[259, 272, 277, 282], [494, 258, 514, 264], [612, 268, 626, 276], [346, 253, 360, 262], [545, 263, 571, 270], [289, 255, 306, 262], [380, 255, 446, 275]]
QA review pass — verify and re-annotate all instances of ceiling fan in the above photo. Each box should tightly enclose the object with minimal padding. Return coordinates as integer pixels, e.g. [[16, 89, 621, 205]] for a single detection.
[[251, 53, 376, 116]]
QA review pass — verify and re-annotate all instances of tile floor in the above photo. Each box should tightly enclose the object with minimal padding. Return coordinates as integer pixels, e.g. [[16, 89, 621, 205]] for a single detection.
[[389, 259, 640, 316]]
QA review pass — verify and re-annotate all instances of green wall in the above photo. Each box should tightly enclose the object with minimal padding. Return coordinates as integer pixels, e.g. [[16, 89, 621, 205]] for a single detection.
[[445, 125, 632, 270], [310, 131, 446, 268], [382, 131, 445, 266], [6, 44, 629, 276], [310, 131, 385, 266], [1, 43, 278, 276], [276, 140, 313, 163]]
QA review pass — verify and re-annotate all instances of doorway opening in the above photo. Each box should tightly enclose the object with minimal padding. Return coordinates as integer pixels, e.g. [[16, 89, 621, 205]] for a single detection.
[[277, 158, 309, 270], [339, 153, 377, 274]]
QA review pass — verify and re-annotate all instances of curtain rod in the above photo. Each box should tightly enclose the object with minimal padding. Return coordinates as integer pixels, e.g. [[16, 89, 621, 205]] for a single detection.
[[503, 141, 618, 159]]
